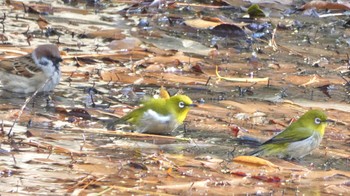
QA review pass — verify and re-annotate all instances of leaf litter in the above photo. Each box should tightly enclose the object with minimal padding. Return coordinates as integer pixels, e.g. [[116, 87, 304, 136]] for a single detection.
[[0, 0, 350, 195]]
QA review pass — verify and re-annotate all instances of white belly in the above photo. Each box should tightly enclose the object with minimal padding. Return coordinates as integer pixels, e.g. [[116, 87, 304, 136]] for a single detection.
[[286, 131, 322, 159], [0, 71, 60, 93], [137, 109, 179, 134]]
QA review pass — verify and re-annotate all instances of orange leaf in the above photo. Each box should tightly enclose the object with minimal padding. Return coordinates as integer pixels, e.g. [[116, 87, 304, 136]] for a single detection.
[[233, 156, 279, 168], [37, 16, 49, 30], [167, 167, 173, 176]]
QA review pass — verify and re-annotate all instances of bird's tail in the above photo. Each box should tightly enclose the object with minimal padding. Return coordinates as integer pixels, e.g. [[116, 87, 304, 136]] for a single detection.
[[246, 147, 264, 156], [106, 118, 124, 130], [246, 144, 282, 157]]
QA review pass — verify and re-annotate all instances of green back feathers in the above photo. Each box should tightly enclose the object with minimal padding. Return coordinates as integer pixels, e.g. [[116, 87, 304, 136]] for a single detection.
[[249, 109, 329, 158], [264, 109, 328, 144]]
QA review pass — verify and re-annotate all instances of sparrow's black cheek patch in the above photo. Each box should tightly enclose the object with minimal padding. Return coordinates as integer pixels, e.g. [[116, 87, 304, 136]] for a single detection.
[[45, 57, 61, 71], [53, 63, 59, 71]]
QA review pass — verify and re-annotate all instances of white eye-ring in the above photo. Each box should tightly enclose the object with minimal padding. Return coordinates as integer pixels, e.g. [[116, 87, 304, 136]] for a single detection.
[[314, 118, 321, 125], [179, 101, 185, 108]]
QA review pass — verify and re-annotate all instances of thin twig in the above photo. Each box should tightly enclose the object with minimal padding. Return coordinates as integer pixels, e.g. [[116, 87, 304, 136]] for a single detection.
[[7, 77, 52, 138]]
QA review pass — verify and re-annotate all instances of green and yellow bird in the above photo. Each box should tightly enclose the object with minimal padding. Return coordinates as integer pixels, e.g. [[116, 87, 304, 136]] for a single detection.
[[249, 109, 332, 159], [113, 94, 197, 134]]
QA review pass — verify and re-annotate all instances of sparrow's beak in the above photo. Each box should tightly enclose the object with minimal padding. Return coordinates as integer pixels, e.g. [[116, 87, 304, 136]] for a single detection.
[[53, 57, 63, 64]]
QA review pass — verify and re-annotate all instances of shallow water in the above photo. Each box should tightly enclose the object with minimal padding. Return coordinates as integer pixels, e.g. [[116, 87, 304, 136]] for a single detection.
[[0, 0, 349, 195]]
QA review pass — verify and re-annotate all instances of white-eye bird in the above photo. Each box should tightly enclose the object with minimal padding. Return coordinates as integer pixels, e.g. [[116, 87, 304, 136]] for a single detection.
[[248, 109, 332, 159], [110, 95, 197, 134]]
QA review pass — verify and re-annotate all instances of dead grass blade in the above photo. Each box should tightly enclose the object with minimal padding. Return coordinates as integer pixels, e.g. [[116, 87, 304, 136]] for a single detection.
[[215, 66, 269, 83]]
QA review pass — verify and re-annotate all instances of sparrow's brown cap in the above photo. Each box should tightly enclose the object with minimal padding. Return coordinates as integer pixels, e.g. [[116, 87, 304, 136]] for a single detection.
[[33, 44, 61, 60]]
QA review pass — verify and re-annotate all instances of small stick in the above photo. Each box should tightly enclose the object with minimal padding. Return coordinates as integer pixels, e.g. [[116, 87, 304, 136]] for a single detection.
[[205, 76, 211, 86], [11, 153, 17, 164], [7, 77, 52, 138]]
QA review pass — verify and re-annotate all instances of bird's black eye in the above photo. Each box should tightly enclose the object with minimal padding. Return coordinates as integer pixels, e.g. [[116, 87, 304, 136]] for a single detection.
[[39, 59, 49, 66], [314, 118, 321, 125], [179, 101, 185, 108]]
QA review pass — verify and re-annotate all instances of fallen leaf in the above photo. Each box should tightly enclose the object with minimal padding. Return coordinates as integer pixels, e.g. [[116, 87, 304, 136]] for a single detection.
[[211, 24, 247, 38], [37, 16, 49, 30], [233, 156, 279, 168], [184, 18, 222, 29], [85, 29, 125, 40], [301, 1, 350, 10], [285, 74, 330, 88], [251, 175, 281, 182], [108, 37, 142, 50]]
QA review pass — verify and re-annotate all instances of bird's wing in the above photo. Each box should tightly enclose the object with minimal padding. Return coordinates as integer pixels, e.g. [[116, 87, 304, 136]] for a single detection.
[[121, 98, 168, 124], [143, 98, 168, 115], [262, 127, 314, 145], [0, 55, 42, 78], [120, 107, 146, 125]]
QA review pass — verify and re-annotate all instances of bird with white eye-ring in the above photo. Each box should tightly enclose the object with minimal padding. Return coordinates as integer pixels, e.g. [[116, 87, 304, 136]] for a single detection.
[[108, 94, 197, 135], [248, 109, 333, 159]]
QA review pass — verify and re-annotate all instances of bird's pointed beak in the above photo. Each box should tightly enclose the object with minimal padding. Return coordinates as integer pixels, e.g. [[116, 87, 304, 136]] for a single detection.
[[188, 104, 198, 107], [325, 119, 335, 123], [53, 57, 63, 64], [58, 57, 63, 62]]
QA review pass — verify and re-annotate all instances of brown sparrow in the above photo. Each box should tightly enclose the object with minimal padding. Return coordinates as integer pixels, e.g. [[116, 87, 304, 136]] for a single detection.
[[0, 44, 62, 93]]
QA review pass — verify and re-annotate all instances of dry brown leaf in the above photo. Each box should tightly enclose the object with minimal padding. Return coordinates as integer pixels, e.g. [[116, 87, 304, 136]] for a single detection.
[[145, 46, 177, 56], [86, 29, 125, 40], [147, 72, 208, 85], [146, 52, 202, 65], [108, 37, 142, 50], [184, 18, 222, 29], [233, 156, 279, 168], [74, 164, 117, 175], [285, 74, 330, 88], [37, 16, 49, 30], [301, 1, 350, 10], [5, 0, 24, 10], [100, 70, 143, 83], [63, 51, 150, 62]]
